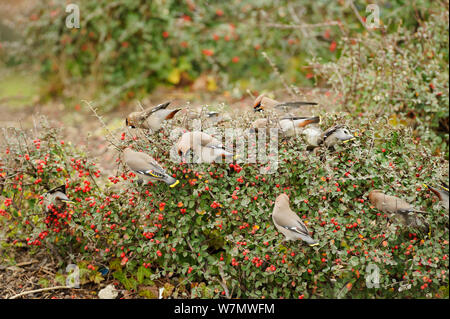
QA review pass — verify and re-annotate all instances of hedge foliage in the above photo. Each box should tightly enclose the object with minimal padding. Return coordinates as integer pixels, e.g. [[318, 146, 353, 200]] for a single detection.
[[1, 110, 448, 298]]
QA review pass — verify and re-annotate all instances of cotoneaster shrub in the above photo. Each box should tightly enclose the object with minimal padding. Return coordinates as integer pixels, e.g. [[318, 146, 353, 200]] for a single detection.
[[313, 8, 449, 158], [1, 111, 448, 299]]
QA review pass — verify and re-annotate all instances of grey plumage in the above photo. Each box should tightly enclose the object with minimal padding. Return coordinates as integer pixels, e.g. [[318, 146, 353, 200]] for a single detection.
[[126, 101, 181, 132], [368, 190, 429, 232], [123, 147, 179, 187], [272, 194, 319, 246], [176, 131, 232, 163], [302, 126, 323, 148], [322, 125, 356, 148], [43, 185, 73, 212], [278, 116, 321, 137], [253, 93, 318, 114]]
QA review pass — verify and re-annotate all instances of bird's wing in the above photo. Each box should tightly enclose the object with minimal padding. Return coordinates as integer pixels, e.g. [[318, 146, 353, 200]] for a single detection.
[[274, 101, 318, 109], [46, 184, 66, 195], [139, 101, 171, 120], [273, 209, 309, 235], [207, 112, 220, 118], [439, 182, 449, 194], [322, 125, 342, 140], [150, 101, 171, 113], [130, 152, 168, 178], [280, 116, 311, 120]]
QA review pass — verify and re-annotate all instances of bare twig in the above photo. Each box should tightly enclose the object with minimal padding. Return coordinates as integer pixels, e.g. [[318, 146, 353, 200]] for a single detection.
[[83, 100, 122, 151], [9, 286, 74, 299], [15, 260, 39, 267], [263, 21, 342, 29], [217, 264, 231, 299], [261, 52, 296, 98], [348, 0, 373, 34]]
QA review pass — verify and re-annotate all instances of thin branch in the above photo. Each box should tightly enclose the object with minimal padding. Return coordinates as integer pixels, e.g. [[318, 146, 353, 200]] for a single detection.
[[263, 21, 342, 29], [261, 52, 296, 98], [83, 100, 122, 151], [9, 286, 74, 299]]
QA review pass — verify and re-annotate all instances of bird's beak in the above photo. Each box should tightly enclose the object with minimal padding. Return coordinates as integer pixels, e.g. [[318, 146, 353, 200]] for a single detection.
[[342, 137, 356, 144], [61, 199, 75, 204]]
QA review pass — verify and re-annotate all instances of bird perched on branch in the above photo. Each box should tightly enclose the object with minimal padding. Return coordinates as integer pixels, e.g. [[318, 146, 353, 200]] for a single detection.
[[302, 126, 324, 150], [123, 147, 179, 187], [321, 125, 356, 148], [176, 131, 233, 163], [42, 185, 74, 232], [43, 185, 74, 212], [272, 193, 319, 247], [368, 190, 429, 231], [250, 116, 320, 137], [253, 93, 318, 115], [423, 182, 449, 211], [126, 101, 181, 132], [278, 116, 321, 137]]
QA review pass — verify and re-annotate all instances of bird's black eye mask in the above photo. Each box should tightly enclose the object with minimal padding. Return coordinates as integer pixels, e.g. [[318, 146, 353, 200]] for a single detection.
[[126, 118, 136, 128]]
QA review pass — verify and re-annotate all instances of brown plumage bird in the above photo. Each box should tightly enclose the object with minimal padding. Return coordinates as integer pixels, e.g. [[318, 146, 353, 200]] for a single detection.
[[368, 190, 429, 231], [253, 93, 318, 114], [278, 116, 321, 137], [176, 131, 232, 163], [43, 185, 74, 212], [44, 185, 73, 209], [272, 194, 319, 246], [123, 147, 179, 187], [126, 101, 181, 132], [249, 116, 320, 137]]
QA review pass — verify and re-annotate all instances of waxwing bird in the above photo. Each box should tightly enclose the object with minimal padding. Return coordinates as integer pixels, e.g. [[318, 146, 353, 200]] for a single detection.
[[192, 142, 234, 163], [204, 111, 231, 127], [322, 125, 356, 148], [126, 101, 181, 132], [123, 147, 179, 187], [176, 131, 232, 163], [302, 126, 324, 150], [423, 182, 449, 211], [272, 194, 319, 246], [368, 190, 429, 231], [176, 131, 223, 160], [278, 116, 321, 137], [249, 118, 269, 133], [43, 184, 74, 212], [253, 93, 318, 114]]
